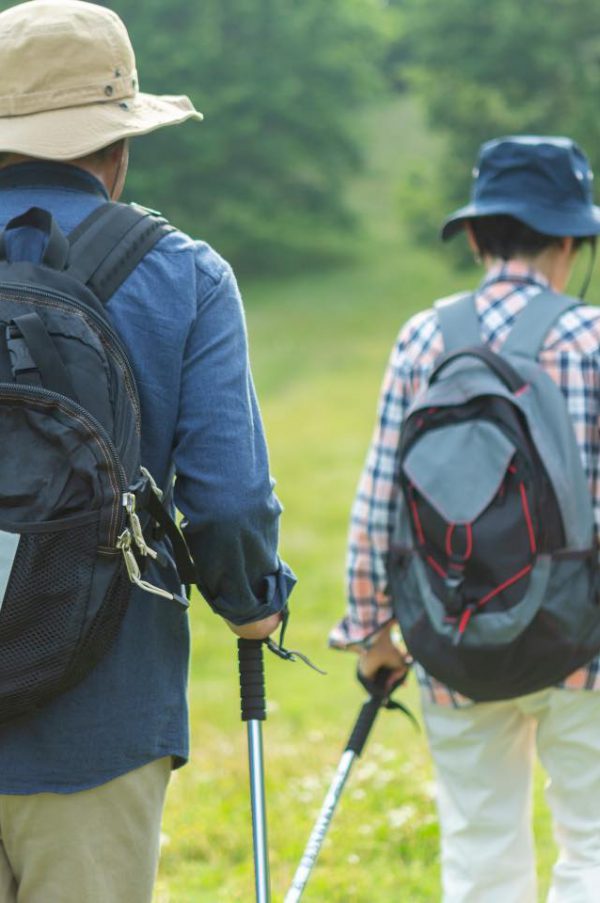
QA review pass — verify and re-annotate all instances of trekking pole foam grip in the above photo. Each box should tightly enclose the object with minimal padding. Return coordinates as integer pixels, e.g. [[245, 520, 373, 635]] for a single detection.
[[238, 638, 267, 722], [345, 697, 381, 757]]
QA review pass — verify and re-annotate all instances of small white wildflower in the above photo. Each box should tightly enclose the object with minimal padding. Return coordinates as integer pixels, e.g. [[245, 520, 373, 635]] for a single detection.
[[387, 805, 416, 829], [374, 768, 394, 788], [355, 761, 378, 782], [300, 775, 322, 792], [377, 747, 398, 764], [422, 781, 437, 800], [347, 854, 360, 865]]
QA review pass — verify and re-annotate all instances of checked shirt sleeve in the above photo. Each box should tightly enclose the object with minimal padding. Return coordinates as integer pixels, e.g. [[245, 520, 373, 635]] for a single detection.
[[329, 316, 431, 650]]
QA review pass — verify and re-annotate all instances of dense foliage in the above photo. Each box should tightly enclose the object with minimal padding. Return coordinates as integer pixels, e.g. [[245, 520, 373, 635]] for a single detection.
[[100, 0, 387, 272], [396, 0, 600, 240], [0, 0, 387, 272], [4, 0, 599, 267]]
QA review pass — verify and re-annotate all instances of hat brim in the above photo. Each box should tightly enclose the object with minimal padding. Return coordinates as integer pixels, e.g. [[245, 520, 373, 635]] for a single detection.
[[441, 202, 600, 241], [0, 92, 203, 161]]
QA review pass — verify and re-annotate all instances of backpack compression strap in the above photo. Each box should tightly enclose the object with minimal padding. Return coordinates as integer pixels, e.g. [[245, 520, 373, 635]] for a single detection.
[[435, 293, 481, 352], [66, 202, 175, 304]]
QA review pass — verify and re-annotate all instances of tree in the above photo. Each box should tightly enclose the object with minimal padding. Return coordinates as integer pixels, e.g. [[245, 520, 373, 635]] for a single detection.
[[398, 0, 600, 243], [0, 0, 387, 273], [100, 0, 387, 273]]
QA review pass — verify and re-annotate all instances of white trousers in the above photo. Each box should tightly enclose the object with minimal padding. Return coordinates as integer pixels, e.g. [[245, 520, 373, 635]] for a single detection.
[[421, 688, 600, 903]]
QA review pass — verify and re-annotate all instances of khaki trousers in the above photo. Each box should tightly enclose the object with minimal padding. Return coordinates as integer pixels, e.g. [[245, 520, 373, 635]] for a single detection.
[[421, 688, 600, 903], [0, 757, 171, 903]]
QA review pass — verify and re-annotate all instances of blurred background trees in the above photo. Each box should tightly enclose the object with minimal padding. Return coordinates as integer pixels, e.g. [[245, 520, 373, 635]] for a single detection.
[[99, 0, 387, 273], [391, 0, 600, 246], [3, 0, 600, 272]]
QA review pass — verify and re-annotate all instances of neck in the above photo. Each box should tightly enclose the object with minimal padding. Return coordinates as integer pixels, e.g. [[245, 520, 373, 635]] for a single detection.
[[483, 250, 572, 292], [0, 149, 125, 200]]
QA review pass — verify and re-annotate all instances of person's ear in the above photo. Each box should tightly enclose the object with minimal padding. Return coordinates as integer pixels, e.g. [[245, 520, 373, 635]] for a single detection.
[[109, 140, 129, 201]]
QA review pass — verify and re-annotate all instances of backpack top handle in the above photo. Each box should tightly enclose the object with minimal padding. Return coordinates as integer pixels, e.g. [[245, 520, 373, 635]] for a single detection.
[[0, 206, 70, 271], [430, 345, 527, 395]]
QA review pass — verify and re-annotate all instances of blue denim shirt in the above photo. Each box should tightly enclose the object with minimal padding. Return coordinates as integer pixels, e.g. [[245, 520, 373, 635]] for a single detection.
[[0, 163, 296, 793]]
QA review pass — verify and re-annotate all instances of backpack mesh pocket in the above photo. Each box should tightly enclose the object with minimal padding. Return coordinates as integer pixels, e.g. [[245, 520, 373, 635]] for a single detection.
[[0, 517, 102, 720]]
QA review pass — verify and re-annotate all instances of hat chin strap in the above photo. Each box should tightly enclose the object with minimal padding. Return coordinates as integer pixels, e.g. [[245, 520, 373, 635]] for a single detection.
[[578, 236, 597, 300]]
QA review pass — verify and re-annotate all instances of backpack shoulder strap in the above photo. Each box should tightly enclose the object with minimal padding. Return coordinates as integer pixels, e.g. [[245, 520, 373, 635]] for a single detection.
[[434, 292, 481, 352], [66, 202, 175, 304], [502, 290, 578, 359]]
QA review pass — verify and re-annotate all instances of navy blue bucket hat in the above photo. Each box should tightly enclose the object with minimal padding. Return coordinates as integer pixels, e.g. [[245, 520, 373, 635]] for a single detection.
[[441, 136, 600, 241]]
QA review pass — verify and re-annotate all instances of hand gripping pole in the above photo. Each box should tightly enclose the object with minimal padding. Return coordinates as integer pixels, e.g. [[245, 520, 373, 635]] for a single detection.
[[238, 639, 271, 903]]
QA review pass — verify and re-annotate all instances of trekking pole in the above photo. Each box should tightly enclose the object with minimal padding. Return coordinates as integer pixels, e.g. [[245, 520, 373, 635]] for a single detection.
[[238, 638, 271, 903], [284, 666, 415, 903]]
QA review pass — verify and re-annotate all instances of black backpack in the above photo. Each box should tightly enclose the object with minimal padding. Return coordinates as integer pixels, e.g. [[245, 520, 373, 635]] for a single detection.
[[0, 202, 195, 722], [388, 291, 600, 701]]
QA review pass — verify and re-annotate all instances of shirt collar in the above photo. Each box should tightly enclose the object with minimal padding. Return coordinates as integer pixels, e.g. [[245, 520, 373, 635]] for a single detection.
[[479, 260, 550, 292], [0, 162, 109, 199]]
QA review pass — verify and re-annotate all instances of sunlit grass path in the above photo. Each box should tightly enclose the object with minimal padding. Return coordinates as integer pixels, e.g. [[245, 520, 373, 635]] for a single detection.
[[154, 97, 569, 901]]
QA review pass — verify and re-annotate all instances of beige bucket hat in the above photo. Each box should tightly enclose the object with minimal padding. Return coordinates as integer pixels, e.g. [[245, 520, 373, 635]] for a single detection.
[[0, 0, 203, 160]]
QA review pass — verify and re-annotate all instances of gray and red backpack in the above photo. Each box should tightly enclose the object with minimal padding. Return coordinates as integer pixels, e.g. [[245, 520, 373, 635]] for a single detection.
[[0, 201, 194, 722], [388, 290, 600, 700]]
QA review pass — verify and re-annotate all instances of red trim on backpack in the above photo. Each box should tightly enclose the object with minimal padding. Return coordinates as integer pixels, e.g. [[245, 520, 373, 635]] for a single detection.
[[445, 524, 473, 560], [445, 524, 454, 558], [457, 607, 473, 636], [519, 482, 537, 554], [408, 489, 425, 546], [453, 564, 533, 640], [477, 564, 533, 609], [464, 524, 473, 560], [426, 555, 447, 578]]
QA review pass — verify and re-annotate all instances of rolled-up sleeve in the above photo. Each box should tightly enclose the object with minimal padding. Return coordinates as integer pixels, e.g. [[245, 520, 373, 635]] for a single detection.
[[173, 254, 296, 624]]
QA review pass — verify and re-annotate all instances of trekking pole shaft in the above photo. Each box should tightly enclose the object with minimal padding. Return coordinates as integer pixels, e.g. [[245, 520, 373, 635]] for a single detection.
[[247, 719, 270, 903], [284, 749, 355, 903], [284, 695, 381, 903], [238, 639, 271, 903]]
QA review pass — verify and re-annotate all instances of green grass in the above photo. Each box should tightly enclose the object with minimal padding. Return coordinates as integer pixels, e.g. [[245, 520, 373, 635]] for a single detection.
[[154, 96, 564, 901]]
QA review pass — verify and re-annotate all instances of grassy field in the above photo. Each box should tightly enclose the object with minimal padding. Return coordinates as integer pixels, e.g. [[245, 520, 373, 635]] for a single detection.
[[154, 97, 567, 901]]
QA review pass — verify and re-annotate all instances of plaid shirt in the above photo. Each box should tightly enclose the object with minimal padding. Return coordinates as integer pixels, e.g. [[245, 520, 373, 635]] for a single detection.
[[330, 261, 600, 706]]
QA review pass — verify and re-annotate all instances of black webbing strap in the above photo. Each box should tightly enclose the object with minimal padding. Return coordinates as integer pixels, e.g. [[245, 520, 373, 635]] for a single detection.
[[66, 203, 115, 248], [143, 490, 196, 585], [67, 203, 175, 305], [7, 313, 78, 401], [0, 333, 12, 382]]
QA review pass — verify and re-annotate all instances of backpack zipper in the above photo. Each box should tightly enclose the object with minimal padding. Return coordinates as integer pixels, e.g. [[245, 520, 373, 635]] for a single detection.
[[0, 382, 127, 546], [0, 283, 141, 434]]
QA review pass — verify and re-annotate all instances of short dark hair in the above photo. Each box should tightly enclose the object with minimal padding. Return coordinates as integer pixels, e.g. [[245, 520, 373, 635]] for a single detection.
[[470, 215, 592, 259]]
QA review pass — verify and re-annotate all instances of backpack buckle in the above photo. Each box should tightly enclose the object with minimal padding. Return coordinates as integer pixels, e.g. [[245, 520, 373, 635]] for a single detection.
[[445, 558, 465, 615], [123, 491, 157, 560], [116, 528, 189, 610], [5, 325, 40, 384]]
